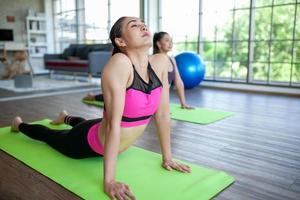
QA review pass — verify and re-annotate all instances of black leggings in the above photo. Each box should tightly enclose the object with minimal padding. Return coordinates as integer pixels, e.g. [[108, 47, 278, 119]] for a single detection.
[[95, 93, 104, 102], [19, 116, 102, 159]]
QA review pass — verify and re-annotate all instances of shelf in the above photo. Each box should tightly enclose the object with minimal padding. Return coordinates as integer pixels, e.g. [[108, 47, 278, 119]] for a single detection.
[[26, 12, 48, 74], [29, 43, 47, 46], [27, 16, 46, 21], [29, 30, 47, 34]]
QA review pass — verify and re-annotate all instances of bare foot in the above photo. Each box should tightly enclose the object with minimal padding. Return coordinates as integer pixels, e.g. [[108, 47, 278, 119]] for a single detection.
[[11, 116, 23, 132], [50, 110, 68, 125], [83, 92, 95, 101]]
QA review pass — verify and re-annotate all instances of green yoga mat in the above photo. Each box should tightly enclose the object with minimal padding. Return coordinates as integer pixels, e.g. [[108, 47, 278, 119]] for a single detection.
[[83, 99, 104, 107], [0, 120, 234, 200], [169, 103, 233, 124], [83, 100, 233, 124]]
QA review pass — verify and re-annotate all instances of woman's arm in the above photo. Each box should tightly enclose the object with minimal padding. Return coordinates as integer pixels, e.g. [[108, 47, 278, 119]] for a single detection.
[[101, 54, 135, 200], [153, 55, 172, 161], [172, 57, 194, 109], [151, 54, 191, 173]]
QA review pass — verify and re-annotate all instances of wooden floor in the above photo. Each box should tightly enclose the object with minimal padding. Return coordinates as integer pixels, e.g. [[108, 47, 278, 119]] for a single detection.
[[0, 86, 300, 200]]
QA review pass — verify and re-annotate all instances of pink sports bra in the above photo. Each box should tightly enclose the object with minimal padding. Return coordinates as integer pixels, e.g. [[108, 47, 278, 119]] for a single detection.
[[87, 62, 163, 155], [119, 62, 163, 127]]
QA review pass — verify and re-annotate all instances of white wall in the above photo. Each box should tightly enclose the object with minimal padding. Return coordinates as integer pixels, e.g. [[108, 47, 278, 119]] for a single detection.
[[0, 0, 44, 43], [0, 0, 44, 75]]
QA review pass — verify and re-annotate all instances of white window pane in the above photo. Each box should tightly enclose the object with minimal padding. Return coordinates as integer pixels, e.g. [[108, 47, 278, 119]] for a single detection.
[[85, 0, 108, 42], [110, 0, 140, 25]]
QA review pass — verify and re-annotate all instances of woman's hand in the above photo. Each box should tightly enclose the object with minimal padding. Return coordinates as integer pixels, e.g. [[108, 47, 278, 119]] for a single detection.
[[181, 104, 195, 109], [162, 159, 191, 173], [104, 180, 136, 200]]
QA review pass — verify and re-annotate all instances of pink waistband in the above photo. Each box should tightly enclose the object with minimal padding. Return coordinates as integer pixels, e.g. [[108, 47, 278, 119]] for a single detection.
[[87, 119, 151, 155], [87, 123, 104, 155]]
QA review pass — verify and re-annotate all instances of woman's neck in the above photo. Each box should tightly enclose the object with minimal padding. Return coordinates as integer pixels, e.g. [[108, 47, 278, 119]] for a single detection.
[[159, 50, 168, 55], [126, 48, 149, 69]]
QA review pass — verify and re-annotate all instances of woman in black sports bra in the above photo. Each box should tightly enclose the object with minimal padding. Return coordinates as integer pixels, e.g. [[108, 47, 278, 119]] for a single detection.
[[153, 31, 194, 109]]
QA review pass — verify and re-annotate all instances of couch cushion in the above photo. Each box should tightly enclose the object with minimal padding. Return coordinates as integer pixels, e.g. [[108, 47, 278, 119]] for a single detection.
[[61, 48, 72, 60], [61, 44, 78, 59], [61, 43, 113, 60], [76, 45, 91, 60]]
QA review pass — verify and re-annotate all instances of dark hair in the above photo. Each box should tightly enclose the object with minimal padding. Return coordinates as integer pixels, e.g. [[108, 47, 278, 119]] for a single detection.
[[152, 31, 168, 54], [109, 16, 127, 55]]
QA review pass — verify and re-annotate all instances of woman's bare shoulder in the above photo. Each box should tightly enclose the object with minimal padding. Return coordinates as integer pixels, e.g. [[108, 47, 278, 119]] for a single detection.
[[103, 53, 132, 74], [149, 53, 171, 71], [149, 53, 169, 62]]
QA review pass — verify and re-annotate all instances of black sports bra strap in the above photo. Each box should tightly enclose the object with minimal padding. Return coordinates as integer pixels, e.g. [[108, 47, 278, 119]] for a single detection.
[[147, 62, 151, 69]]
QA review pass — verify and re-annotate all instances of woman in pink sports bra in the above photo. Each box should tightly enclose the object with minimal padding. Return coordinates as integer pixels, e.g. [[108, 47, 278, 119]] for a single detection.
[[11, 16, 191, 200], [83, 31, 194, 110]]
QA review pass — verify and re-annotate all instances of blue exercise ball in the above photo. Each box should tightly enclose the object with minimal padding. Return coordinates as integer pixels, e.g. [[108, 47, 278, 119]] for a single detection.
[[175, 51, 206, 89]]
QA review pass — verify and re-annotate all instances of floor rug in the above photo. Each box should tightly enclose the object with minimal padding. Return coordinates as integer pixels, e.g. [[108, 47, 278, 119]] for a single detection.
[[0, 75, 100, 93]]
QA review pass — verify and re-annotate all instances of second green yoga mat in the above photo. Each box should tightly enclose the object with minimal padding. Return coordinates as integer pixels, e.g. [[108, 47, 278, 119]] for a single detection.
[[83, 100, 233, 124], [0, 119, 234, 200], [83, 99, 104, 107], [169, 103, 233, 124]]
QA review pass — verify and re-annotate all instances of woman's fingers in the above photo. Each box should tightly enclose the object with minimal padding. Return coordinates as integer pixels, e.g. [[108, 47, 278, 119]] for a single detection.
[[124, 187, 136, 200], [164, 160, 192, 173], [166, 165, 173, 171], [178, 163, 192, 173], [181, 104, 195, 109], [185, 106, 195, 109], [112, 190, 135, 200], [123, 184, 136, 200], [114, 193, 125, 200], [107, 182, 136, 200], [162, 162, 173, 171], [173, 162, 186, 172]]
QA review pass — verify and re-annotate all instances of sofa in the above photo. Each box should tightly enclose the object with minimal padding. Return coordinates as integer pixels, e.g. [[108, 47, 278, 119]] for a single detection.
[[44, 43, 112, 78]]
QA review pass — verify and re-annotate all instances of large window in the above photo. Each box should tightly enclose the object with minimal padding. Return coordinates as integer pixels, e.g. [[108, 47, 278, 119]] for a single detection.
[[252, 0, 298, 86], [110, 0, 140, 25], [84, 0, 108, 43], [160, 0, 300, 87], [53, 0, 140, 52], [161, 0, 199, 54], [53, 0, 77, 52]]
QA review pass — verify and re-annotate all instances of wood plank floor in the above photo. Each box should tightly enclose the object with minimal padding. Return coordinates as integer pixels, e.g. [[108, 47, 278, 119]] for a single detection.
[[0, 86, 300, 200]]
